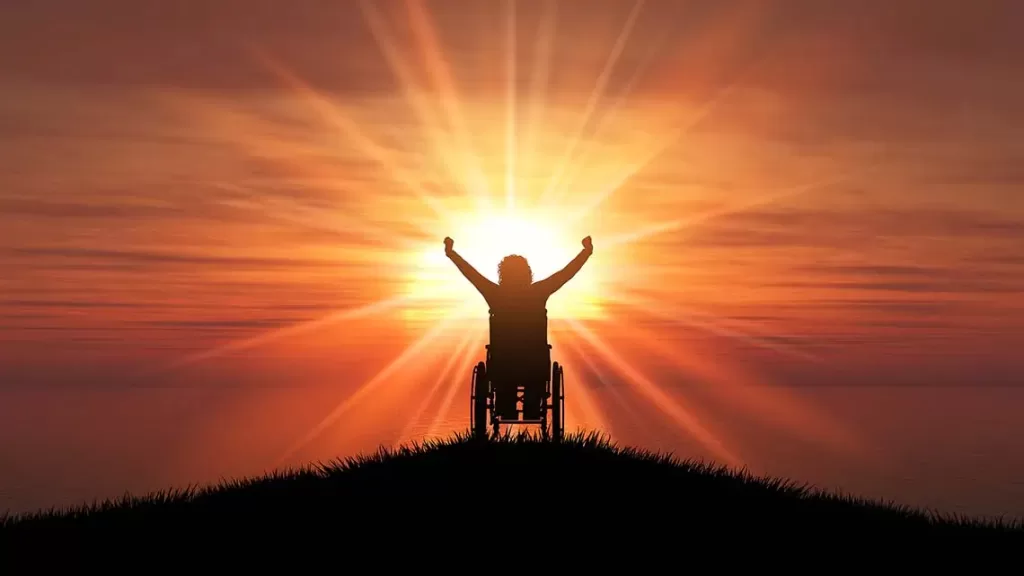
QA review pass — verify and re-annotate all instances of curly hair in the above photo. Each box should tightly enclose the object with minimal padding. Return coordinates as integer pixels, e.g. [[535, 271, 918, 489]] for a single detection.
[[497, 254, 533, 286]]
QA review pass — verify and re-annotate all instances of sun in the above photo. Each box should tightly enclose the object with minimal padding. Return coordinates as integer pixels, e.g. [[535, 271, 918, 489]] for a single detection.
[[161, 1, 876, 473], [401, 207, 606, 323]]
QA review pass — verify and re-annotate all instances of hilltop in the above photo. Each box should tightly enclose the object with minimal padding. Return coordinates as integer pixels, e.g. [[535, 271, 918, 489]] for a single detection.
[[2, 431, 1021, 562]]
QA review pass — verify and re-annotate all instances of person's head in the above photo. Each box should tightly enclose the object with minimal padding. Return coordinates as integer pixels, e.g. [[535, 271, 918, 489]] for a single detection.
[[497, 254, 533, 287]]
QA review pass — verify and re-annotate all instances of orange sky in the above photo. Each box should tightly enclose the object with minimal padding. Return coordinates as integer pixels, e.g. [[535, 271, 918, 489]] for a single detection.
[[2, 0, 1024, 518]]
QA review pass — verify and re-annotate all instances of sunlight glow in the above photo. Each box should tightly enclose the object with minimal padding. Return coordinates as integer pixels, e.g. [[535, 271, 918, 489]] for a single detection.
[[162, 295, 416, 371], [155, 0, 873, 474], [566, 319, 741, 467], [402, 208, 606, 322], [274, 305, 474, 467]]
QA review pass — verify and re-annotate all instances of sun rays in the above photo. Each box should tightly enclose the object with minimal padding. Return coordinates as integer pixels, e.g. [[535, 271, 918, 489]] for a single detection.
[[157, 1, 873, 473]]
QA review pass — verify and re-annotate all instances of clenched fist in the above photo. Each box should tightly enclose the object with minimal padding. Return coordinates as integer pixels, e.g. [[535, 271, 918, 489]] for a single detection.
[[444, 237, 454, 256], [582, 236, 593, 252]]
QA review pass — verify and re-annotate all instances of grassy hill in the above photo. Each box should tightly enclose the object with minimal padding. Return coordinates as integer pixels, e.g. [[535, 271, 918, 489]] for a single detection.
[[2, 430, 1022, 561]]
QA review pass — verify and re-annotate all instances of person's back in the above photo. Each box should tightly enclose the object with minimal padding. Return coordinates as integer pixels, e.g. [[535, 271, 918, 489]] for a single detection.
[[444, 235, 593, 419], [487, 276, 550, 357]]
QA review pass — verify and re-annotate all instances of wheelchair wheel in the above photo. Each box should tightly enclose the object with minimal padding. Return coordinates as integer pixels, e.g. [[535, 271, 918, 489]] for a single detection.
[[471, 361, 489, 440], [550, 362, 564, 442]]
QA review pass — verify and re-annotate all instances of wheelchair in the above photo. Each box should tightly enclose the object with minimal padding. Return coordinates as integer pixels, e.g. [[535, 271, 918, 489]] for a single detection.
[[469, 311, 565, 441]]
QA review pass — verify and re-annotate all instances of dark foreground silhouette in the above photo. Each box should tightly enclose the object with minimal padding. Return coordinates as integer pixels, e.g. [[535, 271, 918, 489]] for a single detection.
[[2, 431, 1021, 562], [445, 235, 592, 422]]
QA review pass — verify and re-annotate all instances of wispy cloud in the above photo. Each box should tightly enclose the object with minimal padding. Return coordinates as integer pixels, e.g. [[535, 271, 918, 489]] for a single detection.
[[767, 280, 1020, 296], [10, 247, 343, 269]]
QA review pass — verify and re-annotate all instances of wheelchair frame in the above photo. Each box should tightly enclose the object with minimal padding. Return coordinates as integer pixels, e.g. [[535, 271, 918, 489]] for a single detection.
[[469, 313, 565, 441]]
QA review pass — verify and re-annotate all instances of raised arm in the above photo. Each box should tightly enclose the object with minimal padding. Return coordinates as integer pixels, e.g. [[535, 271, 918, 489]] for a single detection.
[[535, 236, 593, 297], [444, 237, 498, 301]]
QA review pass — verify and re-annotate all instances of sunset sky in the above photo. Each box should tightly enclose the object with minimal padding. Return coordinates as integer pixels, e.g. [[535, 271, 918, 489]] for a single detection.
[[2, 0, 1023, 518]]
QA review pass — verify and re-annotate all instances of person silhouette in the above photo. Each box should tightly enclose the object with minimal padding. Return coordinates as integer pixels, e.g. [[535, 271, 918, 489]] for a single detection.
[[444, 235, 593, 421]]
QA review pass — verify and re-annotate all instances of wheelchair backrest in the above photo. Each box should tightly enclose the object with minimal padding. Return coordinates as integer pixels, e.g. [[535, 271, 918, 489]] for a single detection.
[[488, 307, 549, 352]]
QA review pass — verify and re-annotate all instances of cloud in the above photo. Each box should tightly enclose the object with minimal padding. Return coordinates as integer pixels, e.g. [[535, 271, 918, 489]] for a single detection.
[[0, 198, 189, 220], [132, 318, 302, 330], [0, 299, 153, 309], [0, 0, 384, 91], [2, 0, 1020, 109], [747, 207, 1023, 237], [797, 265, 950, 278], [784, 263, 1022, 289], [980, 255, 1024, 267], [768, 280, 1021, 295], [672, 207, 1024, 251], [9, 247, 348, 269], [784, 299, 965, 317]]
